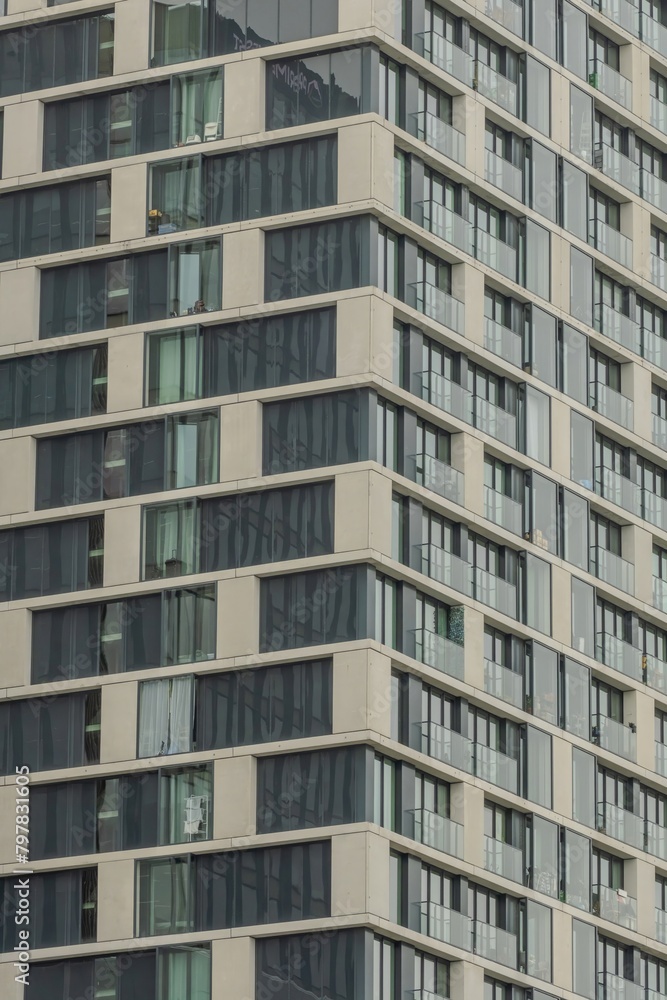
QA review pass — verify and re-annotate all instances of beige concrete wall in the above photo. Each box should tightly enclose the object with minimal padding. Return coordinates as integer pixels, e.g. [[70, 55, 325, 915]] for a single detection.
[[451, 781, 483, 868], [1, 101, 43, 179], [111, 163, 149, 243], [222, 230, 263, 311], [333, 647, 393, 736], [96, 859, 135, 941], [0, 960, 23, 1000], [0, 438, 34, 515], [100, 680, 138, 765], [331, 830, 390, 919], [625, 688, 654, 771], [224, 59, 264, 139], [113, 0, 152, 76], [0, 610, 31, 690], [212, 938, 253, 1000], [107, 332, 145, 413], [216, 577, 260, 658], [0, 268, 41, 346], [552, 734, 572, 820], [220, 400, 262, 483], [104, 505, 142, 587], [214, 755, 255, 840], [335, 468, 392, 556]]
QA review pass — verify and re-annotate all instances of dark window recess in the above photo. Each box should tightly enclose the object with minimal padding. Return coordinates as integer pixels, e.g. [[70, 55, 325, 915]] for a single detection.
[[136, 841, 331, 935], [266, 46, 370, 128], [0, 868, 97, 952], [0, 690, 101, 776], [0, 178, 111, 262], [260, 564, 370, 652], [29, 763, 212, 860], [199, 480, 334, 572], [256, 929, 365, 1000], [265, 217, 369, 300], [204, 134, 337, 224], [35, 410, 219, 509], [257, 746, 367, 832], [0, 13, 114, 98], [263, 389, 368, 474], [152, 0, 337, 66], [0, 516, 104, 601], [32, 584, 216, 683], [0, 344, 107, 431], [39, 239, 222, 339], [146, 308, 336, 405], [197, 659, 332, 750], [25, 945, 211, 1000]]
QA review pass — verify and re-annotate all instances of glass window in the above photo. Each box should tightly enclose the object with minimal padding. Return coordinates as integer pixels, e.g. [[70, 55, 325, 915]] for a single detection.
[[562, 1, 587, 78], [522, 553, 551, 634], [571, 576, 595, 658], [266, 45, 367, 130], [570, 85, 593, 163], [572, 747, 596, 828], [525, 900, 552, 981], [562, 161, 588, 242], [143, 500, 198, 580], [528, 642, 558, 725], [263, 389, 367, 474], [138, 676, 195, 758], [570, 411, 594, 488], [521, 384, 550, 465], [530, 815, 558, 898], [564, 658, 591, 739], [524, 219, 550, 300], [257, 930, 362, 1000], [265, 217, 368, 300], [526, 726, 552, 808], [171, 69, 223, 146], [524, 56, 550, 137], [572, 918, 596, 999]]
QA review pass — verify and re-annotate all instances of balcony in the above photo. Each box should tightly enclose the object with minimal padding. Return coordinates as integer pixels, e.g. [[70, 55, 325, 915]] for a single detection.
[[595, 632, 643, 683], [594, 142, 640, 196], [656, 742, 667, 778], [589, 380, 633, 431], [473, 228, 517, 281], [594, 466, 641, 518], [418, 900, 472, 951], [474, 742, 519, 794], [589, 546, 634, 595], [642, 488, 667, 529], [483, 485, 523, 536], [597, 974, 643, 1000], [475, 62, 518, 115], [417, 543, 471, 597], [645, 819, 667, 861], [420, 720, 474, 773], [588, 218, 632, 269], [597, 802, 644, 851], [642, 172, 667, 214], [592, 884, 637, 930], [412, 807, 464, 859], [473, 397, 517, 447], [484, 835, 524, 884], [589, 63, 632, 110], [419, 370, 473, 424], [651, 96, 667, 135], [592, 714, 636, 762], [414, 627, 465, 681], [484, 658, 524, 709], [596, 0, 639, 35], [485, 0, 523, 35], [472, 566, 517, 619], [653, 576, 667, 613], [410, 453, 465, 506], [645, 652, 667, 695], [417, 32, 473, 86], [484, 148, 523, 202], [594, 303, 641, 355], [641, 326, 667, 370], [484, 316, 523, 367], [657, 908, 667, 945], [653, 413, 667, 450], [641, 12, 667, 54], [410, 281, 465, 336], [474, 920, 518, 969], [413, 110, 466, 166], [651, 255, 667, 293], [419, 199, 471, 254]]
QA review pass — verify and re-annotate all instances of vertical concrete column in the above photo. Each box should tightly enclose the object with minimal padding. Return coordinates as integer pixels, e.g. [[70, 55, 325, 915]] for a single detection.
[[222, 230, 263, 311], [110, 163, 148, 243], [215, 756, 256, 840], [626, 856, 656, 939], [450, 961, 484, 1000], [224, 60, 264, 139], [460, 261, 485, 347], [335, 468, 393, 556], [457, 94, 485, 179], [550, 72, 572, 151], [338, 121, 394, 210], [619, 36, 649, 122], [95, 859, 135, 941], [625, 688, 655, 771], [338, 0, 374, 31], [100, 680, 138, 765], [220, 400, 262, 484], [0, 610, 30, 689], [104, 506, 142, 587], [331, 831, 390, 920], [552, 910, 573, 993], [453, 432, 484, 518], [450, 780, 484, 869], [622, 201, 651, 285], [0, 438, 34, 515], [212, 939, 254, 1000], [337, 294, 372, 377], [332, 648, 393, 737], [623, 360, 652, 444], [463, 605, 485, 691], [0, 268, 41, 346], [216, 577, 260, 659], [1, 101, 43, 178], [112, 0, 152, 75], [107, 332, 145, 413]]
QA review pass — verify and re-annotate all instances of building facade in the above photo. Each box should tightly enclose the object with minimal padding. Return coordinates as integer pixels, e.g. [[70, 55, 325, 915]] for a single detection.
[[1, 0, 667, 997]]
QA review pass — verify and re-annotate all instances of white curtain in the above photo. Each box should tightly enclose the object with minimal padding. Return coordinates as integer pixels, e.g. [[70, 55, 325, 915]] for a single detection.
[[138, 679, 170, 757], [167, 676, 194, 754]]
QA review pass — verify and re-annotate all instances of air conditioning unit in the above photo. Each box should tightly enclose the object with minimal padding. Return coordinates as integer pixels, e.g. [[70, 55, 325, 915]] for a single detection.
[[184, 794, 210, 839]]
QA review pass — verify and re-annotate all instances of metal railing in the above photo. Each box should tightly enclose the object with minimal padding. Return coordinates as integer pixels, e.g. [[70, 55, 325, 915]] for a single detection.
[[417, 542, 471, 597], [410, 280, 465, 335], [419, 720, 474, 773], [474, 920, 518, 968], [594, 302, 641, 355], [589, 379, 633, 431], [642, 172, 667, 214], [594, 466, 642, 517], [592, 884, 636, 930], [596, 802, 644, 851], [640, 11, 667, 53], [594, 141, 640, 195], [483, 316, 523, 367], [474, 741, 519, 793], [597, 972, 643, 1000], [417, 900, 472, 950], [418, 199, 471, 253], [472, 566, 518, 618], [485, 0, 524, 34], [595, 632, 644, 683], [653, 412, 667, 450], [419, 369, 472, 423], [589, 62, 632, 110], [588, 218, 633, 269], [473, 396, 517, 447], [473, 227, 517, 280], [475, 61, 518, 114], [417, 32, 474, 86]]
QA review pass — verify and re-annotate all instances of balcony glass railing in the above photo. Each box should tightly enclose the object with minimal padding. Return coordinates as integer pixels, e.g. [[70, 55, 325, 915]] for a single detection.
[[410, 453, 465, 506], [474, 742, 519, 793], [651, 96, 667, 135], [411, 993, 449, 1000], [653, 413, 667, 450], [475, 62, 518, 114], [595, 142, 640, 195], [419, 370, 473, 423], [483, 316, 523, 367], [483, 485, 523, 536], [484, 835, 524, 884], [645, 819, 667, 861], [418, 900, 472, 951], [484, 658, 524, 709], [642, 488, 667, 529], [413, 110, 466, 166], [474, 920, 518, 968], [656, 741, 667, 778], [419, 199, 471, 253], [594, 302, 641, 355], [597, 802, 644, 851], [595, 0, 639, 34], [645, 652, 667, 695], [588, 218, 632, 269], [417, 543, 471, 597], [473, 228, 517, 280], [418, 32, 474, 86], [642, 171, 667, 213], [484, 148, 523, 202], [657, 908, 667, 945], [410, 281, 465, 335], [589, 380, 633, 430], [589, 62, 632, 110], [414, 627, 465, 680], [597, 973, 643, 1000], [473, 397, 517, 447], [419, 720, 474, 774], [595, 632, 644, 682], [589, 546, 634, 595], [592, 884, 636, 930], [485, 0, 524, 34], [595, 466, 642, 517], [653, 577, 667, 613], [641, 12, 667, 53], [651, 254, 667, 292], [592, 714, 636, 762], [472, 566, 517, 618], [412, 807, 464, 858], [641, 326, 667, 370]]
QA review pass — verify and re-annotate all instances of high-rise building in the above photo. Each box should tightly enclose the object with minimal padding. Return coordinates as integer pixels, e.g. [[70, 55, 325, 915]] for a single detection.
[[1, 0, 667, 997]]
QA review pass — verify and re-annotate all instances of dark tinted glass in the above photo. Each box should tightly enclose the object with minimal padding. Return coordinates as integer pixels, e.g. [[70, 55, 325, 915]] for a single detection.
[[263, 389, 368, 474], [266, 48, 367, 129], [0, 518, 97, 601], [265, 217, 368, 300], [256, 929, 364, 1000], [0, 345, 107, 431], [0, 691, 100, 775]]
